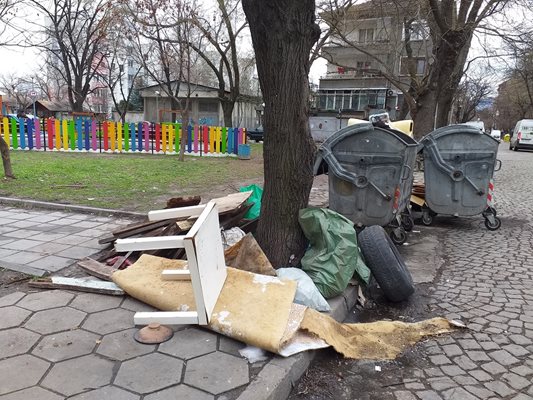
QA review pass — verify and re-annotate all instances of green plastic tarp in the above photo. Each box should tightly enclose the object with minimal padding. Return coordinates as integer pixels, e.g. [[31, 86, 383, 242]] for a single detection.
[[299, 208, 370, 299], [240, 184, 263, 219]]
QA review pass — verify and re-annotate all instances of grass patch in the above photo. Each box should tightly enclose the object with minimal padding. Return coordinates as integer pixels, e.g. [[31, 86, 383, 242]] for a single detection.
[[1, 145, 264, 212]]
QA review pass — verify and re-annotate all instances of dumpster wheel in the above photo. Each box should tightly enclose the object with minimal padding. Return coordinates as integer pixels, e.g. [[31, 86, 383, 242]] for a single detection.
[[401, 214, 414, 232], [390, 227, 407, 245], [422, 210, 434, 226], [358, 226, 414, 302], [484, 216, 502, 231]]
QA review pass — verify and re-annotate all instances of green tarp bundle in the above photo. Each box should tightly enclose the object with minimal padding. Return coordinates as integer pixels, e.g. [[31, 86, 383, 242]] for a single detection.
[[299, 208, 370, 299]]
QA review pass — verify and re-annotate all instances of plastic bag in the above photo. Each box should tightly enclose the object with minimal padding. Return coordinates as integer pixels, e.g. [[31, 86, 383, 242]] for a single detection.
[[277, 268, 331, 312], [239, 184, 263, 219], [299, 208, 370, 299]]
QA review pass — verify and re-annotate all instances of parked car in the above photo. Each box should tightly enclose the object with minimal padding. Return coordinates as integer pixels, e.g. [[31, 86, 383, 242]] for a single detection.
[[490, 129, 501, 142], [247, 125, 263, 142], [510, 119, 533, 151]]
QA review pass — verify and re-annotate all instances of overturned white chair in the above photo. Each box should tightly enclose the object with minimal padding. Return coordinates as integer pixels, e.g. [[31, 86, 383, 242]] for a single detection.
[[114, 201, 227, 326]]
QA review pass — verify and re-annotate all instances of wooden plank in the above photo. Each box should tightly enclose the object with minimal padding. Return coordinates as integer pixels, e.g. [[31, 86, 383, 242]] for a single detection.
[[210, 191, 252, 214], [134, 311, 199, 325], [148, 205, 206, 221], [111, 219, 172, 237], [148, 191, 254, 223], [77, 258, 115, 281], [115, 235, 186, 252], [161, 269, 191, 281], [29, 277, 124, 295]]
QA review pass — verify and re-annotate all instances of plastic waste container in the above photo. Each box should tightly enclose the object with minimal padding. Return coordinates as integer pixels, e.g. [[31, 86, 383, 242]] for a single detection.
[[419, 124, 501, 230], [314, 122, 418, 244]]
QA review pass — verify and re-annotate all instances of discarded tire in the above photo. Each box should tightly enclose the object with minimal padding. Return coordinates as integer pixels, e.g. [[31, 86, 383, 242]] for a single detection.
[[357, 225, 414, 302]]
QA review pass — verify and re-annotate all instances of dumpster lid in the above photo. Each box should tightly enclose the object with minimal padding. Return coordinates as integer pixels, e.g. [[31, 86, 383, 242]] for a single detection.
[[420, 124, 500, 144]]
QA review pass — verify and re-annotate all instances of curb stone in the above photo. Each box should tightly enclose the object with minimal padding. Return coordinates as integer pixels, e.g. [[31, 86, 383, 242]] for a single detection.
[[0, 197, 146, 218]]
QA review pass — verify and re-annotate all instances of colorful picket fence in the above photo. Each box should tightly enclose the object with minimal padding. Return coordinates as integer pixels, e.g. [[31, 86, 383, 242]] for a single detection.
[[1, 117, 248, 156]]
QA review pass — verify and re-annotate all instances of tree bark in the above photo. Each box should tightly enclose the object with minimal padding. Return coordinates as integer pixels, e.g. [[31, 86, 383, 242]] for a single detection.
[[242, 0, 320, 268], [413, 29, 472, 138], [0, 137, 15, 179], [221, 99, 234, 127]]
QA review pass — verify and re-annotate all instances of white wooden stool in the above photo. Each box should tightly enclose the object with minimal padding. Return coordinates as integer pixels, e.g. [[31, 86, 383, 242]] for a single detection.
[[115, 201, 227, 325]]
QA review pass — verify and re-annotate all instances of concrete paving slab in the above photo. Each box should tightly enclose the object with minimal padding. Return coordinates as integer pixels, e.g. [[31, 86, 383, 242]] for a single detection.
[[68, 386, 140, 400], [2, 229, 42, 239], [0, 291, 25, 307], [0, 260, 47, 277], [0, 328, 40, 358], [41, 354, 115, 396], [2, 251, 45, 264], [159, 328, 218, 360], [1, 238, 46, 251], [96, 328, 156, 361], [32, 329, 100, 362], [0, 306, 31, 330], [27, 254, 77, 272], [24, 307, 87, 335], [144, 385, 214, 400], [114, 353, 184, 394], [0, 226, 18, 234], [70, 292, 123, 313], [56, 245, 104, 259], [26, 242, 71, 255], [0, 355, 50, 395], [0, 387, 63, 400], [184, 352, 249, 395], [17, 290, 74, 311], [82, 308, 135, 335]]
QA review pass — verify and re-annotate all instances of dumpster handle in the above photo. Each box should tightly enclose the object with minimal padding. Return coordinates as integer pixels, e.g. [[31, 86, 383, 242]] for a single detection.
[[321, 148, 391, 201], [401, 164, 411, 181], [494, 159, 502, 172]]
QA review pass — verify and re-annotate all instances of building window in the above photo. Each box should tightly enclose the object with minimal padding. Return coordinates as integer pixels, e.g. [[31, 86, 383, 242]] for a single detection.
[[128, 59, 134, 68], [318, 89, 388, 111], [356, 61, 372, 70], [358, 28, 374, 43], [199, 101, 218, 113], [404, 20, 429, 41], [400, 57, 427, 76]]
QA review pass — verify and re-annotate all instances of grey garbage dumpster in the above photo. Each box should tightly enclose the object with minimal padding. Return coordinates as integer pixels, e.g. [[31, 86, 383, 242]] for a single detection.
[[420, 124, 501, 230], [314, 122, 418, 244]]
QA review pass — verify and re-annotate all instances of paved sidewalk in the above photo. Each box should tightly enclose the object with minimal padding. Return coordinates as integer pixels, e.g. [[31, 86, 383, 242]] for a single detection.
[[0, 207, 136, 277], [0, 190, 358, 400]]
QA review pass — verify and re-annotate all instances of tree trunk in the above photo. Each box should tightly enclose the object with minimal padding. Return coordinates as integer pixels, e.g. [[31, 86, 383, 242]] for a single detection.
[[242, 0, 320, 268], [179, 108, 188, 162], [413, 31, 472, 138], [412, 89, 437, 139], [221, 99, 234, 127], [0, 137, 15, 179]]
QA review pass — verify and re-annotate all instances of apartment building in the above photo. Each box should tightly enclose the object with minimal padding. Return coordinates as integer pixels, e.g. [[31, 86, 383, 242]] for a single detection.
[[317, 0, 431, 120]]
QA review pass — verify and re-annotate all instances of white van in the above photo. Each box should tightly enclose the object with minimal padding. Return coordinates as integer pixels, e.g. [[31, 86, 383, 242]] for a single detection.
[[490, 129, 501, 142], [510, 119, 533, 151]]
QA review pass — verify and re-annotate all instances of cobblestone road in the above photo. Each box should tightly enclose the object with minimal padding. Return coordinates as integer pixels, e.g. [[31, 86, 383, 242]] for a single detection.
[[290, 144, 533, 400]]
